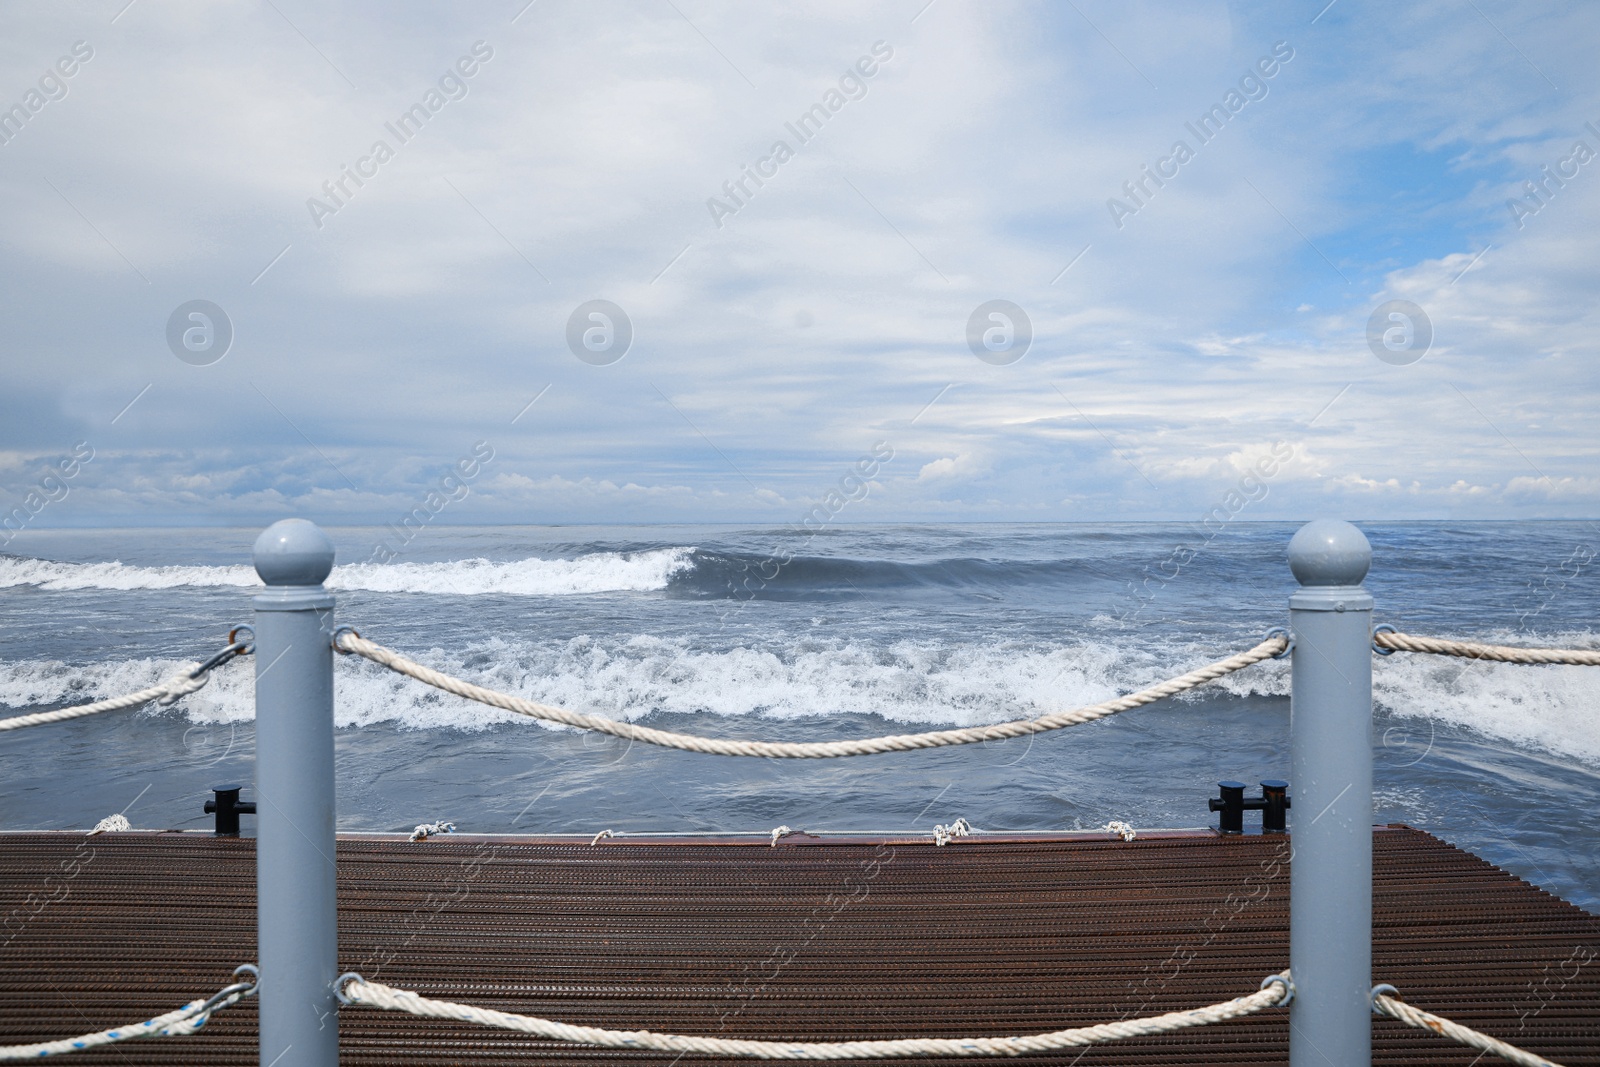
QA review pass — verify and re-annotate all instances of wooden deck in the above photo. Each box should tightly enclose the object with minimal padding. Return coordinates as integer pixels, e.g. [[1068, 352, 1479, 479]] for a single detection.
[[2, 825, 1596, 1064]]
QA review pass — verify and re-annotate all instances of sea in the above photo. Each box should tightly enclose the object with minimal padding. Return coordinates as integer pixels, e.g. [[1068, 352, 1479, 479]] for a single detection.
[[1, 521, 1596, 911]]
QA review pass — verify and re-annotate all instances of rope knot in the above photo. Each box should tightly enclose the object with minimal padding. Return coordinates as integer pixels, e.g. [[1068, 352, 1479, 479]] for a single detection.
[[88, 813, 132, 835], [156, 666, 209, 706], [933, 818, 972, 846], [1101, 820, 1137, 842], [409, 821, 455, 842], [769, 826, 797, 846]]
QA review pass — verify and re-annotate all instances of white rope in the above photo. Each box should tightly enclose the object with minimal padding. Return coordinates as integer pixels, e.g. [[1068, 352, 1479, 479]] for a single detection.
[[0, 969, 256, 1061], [1373, 986, 1567, 1067], [337, 970, 1292, 1058], [770, 826, 796, 846], [589, 829, 614, 846], [1101, 821, 1137, 842], [409, 820, 455, 842], [932, 818, 971, 847], [0, 667, 208, 732], [87, 814, 132, 835], [335, 632, 1287, 759], [1375, 630, 1600, 666]]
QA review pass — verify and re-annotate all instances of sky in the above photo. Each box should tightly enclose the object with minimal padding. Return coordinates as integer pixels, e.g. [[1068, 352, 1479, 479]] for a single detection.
[[2, 0, 1598, 528]]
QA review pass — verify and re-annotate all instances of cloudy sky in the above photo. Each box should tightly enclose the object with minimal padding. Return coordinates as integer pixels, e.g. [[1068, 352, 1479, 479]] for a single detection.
[[2, 0, 1597, 526]]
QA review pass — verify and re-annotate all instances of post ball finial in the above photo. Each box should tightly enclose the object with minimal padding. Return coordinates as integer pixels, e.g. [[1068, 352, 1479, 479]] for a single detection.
[[253, 519, 335, 586], [1287, 519, 1371, 587]]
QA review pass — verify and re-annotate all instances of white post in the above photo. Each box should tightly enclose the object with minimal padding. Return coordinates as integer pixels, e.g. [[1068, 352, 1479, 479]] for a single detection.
[[1287, 519, 1374, 1067], [252, 519, 340, 1067]]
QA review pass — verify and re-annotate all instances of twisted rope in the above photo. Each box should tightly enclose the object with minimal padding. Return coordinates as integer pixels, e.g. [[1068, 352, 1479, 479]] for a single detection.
[[0, 967, 256, 1061], [335, 632, 1287, 759], [0, 669, 207, 732], [1375, 631, 1600, 666], [1373, 986, 1566, 1067], [932, 818, 971, 846], [1101, 821, 1137, 842], [337, 971, 1292, 1058], [0, 637, 251, 732]]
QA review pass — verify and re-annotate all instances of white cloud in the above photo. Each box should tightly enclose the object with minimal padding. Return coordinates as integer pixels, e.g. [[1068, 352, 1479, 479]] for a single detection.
[[0, 0, 1597, 523]]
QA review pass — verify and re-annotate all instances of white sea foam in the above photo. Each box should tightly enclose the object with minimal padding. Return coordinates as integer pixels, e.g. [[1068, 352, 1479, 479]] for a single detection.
[[1370, 634, 1600, 765], [3, 630, 1594, 764], [1212, 628, 1600, 764], [0, 559, 260, 590], [0, 548, 696, 596]]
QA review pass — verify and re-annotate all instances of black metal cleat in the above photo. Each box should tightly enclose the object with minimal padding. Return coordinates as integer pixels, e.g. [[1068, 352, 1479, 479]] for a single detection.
[[1209, 779, 1291, 834], [204, 784, 257, 836]]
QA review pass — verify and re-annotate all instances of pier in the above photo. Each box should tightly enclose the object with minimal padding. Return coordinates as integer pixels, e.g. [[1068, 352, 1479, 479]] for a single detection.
[[3, 518, 1599, 1065], [3, 826, 1596, 1064]]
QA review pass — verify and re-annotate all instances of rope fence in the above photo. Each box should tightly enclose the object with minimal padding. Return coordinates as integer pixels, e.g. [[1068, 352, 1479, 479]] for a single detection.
[[0, 633, 251, 733], [1373, 629, 1600, 665], [1372, 984, 1567, 1067], [336, 970, 1295, 1058], [4, 627, 1594, 740], [333, 630, 1289, 758], [0, 966, 256, 1061], [332, 971, 1565, 1065]]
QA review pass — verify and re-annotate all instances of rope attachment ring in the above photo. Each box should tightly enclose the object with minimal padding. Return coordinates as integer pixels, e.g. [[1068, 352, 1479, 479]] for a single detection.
[[1369, 982, 1398, 1014], [227, 624, 255, 655], [335, 971, 365, 1007], [197, 964, 259, 1017], [332, 626, 362, 654], [1260, 971, 1294, 1006], [1263, 627, 1294, 659], [1371, 624, 1399, 656], [191, 624, 255, 676]]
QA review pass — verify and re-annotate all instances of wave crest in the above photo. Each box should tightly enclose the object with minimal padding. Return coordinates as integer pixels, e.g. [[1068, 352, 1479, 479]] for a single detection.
[[0, 548, 696, 596]]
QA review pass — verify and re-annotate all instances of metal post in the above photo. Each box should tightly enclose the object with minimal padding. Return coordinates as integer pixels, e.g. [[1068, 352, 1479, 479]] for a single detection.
[[253, 519, 339, 1067], [1287, 519, 1374, 1067]]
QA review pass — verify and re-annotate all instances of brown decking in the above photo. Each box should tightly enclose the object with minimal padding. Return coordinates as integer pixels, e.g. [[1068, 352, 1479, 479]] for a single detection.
[[1, 826, 1595, 1065]]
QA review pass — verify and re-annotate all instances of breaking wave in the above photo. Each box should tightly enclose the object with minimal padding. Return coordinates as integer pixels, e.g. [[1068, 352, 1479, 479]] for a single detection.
[[0, 548, 696, 597], [3, 629, 1594, 765]]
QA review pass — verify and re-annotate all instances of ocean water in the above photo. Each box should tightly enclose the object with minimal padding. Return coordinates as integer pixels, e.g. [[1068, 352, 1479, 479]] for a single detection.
[[1, 521, 1596, 911]]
